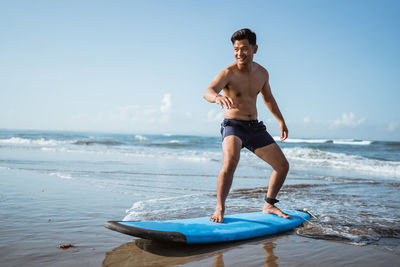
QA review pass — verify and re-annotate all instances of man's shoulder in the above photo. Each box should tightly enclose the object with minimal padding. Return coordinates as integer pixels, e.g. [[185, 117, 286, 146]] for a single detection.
[[224, 63, 238, 73], [218, 63, 237, 78], [254, 62, 268, 75]]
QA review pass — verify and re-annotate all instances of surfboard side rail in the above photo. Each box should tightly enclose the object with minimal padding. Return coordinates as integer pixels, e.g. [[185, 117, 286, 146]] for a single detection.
[[105, 221, 187, 243]]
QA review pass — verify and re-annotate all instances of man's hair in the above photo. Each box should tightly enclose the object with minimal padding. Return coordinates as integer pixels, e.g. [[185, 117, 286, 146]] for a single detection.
[[231, 28, 257, 46]]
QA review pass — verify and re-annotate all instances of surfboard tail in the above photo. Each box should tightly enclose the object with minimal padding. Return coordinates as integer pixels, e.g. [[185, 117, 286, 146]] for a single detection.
[[105, 221, 187, 243]]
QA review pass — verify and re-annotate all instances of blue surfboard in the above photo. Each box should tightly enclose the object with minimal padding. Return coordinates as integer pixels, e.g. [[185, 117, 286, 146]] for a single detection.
[[105, 210, 310, 244]]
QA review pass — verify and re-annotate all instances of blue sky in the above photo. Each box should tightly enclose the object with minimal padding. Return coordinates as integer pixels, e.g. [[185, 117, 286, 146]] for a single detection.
[[1, 0, 399, 140]]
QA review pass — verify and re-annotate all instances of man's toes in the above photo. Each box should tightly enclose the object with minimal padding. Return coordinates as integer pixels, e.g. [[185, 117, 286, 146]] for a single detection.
[[278, 211, 290, 219], [210, 215, 223, 223]]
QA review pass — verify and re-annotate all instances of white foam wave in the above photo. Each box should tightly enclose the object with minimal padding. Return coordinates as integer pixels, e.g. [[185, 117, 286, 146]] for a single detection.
[[332, 139, 372, 145], [0, 137, 67, 146], [135, 135, 147, 141], [169, 140, 180, 144], [41, 147, 68, 152], [273, 137, 373, 145], [283, 147, 400, 177], [38, 144, 400, 178], [279, 138, 330, 144], [27, 137, 398, 179], [123, 193, 209, 221], [39, 145, 219, 162], [49, 172, 73, 180]]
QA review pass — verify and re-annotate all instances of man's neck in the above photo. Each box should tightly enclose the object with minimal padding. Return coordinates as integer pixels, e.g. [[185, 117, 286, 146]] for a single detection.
[[237, 62, 253, 72]]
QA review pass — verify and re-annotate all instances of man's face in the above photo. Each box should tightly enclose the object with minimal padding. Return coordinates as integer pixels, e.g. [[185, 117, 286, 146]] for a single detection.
[[233, 39, 258, 65]]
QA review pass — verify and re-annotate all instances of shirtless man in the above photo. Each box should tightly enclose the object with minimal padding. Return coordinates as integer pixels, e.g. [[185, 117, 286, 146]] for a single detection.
[[203, 28, 290, 223]]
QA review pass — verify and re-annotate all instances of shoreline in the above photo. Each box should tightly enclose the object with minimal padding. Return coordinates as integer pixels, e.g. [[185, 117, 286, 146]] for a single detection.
[[103, 233, 400, 267]]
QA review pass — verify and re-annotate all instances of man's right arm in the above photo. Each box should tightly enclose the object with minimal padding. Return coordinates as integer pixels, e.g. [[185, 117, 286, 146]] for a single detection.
[[203, 69, 235, 109]]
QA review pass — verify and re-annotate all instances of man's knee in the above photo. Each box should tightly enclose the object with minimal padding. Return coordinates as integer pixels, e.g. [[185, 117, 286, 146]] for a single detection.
[[222, 156, 240, 174], [278, 158, 289, 175]]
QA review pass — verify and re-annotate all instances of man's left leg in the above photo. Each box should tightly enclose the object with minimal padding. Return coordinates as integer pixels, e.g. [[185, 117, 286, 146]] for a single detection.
[[254, 143, 290, 218]]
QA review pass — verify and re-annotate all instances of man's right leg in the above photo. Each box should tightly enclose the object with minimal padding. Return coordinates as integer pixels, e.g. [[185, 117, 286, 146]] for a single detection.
[[210, 135, 242, 223]]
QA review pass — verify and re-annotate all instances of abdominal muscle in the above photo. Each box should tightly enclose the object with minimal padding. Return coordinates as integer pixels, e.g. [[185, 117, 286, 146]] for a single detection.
[[223, 98, 258, 121]]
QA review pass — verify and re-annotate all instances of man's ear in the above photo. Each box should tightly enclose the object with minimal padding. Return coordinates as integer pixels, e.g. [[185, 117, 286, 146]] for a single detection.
[[253, 44, 258, 54]]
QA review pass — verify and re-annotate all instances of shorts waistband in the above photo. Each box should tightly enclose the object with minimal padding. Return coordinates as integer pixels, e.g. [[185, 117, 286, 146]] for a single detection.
[[223, 118, 259, 124]]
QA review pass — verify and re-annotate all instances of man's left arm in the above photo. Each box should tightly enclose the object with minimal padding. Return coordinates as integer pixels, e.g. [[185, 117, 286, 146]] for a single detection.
[[260, 73, 288, 141]]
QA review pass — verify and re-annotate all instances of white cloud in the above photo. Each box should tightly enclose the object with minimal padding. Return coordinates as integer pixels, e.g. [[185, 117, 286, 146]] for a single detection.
[[303, 115, 311, 123], [143, 106, 158, 116], [207, 109, 224, 122], [69, 93, 188, 132], [72, 93, 171, 127], [159, 93, 172, 123], [117, 105, 140, 120], [160, 93, 171, 113], [331, 112, 365, 128], [387, 122, 399, 132]]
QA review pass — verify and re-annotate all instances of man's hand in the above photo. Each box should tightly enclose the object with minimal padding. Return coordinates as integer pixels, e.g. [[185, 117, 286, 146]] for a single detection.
[[279, 121, 288, 141], [215, 95, 236, 109]]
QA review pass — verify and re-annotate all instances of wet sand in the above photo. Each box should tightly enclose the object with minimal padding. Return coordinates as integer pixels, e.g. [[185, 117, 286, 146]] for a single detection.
[[103, 233, 400, 267], [1, 166, 399, 266]]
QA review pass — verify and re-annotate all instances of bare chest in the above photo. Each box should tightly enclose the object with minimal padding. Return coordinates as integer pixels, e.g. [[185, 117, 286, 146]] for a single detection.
[[224, 72, 265, 97]]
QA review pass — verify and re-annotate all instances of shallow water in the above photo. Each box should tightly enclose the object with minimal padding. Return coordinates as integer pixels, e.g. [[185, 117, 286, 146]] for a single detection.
[[103, 234, 400, 267], [1, 129, 399, 262]]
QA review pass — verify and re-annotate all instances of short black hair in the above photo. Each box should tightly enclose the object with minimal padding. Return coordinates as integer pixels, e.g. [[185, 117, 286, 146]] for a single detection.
[[231, 28, 256, 46]]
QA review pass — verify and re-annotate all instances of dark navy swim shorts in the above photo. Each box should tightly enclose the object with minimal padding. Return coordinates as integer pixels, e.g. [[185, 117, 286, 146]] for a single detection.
[[220, 118, 276, 152]]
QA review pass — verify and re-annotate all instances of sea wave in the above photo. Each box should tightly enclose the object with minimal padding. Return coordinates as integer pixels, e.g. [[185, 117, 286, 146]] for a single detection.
[[1, 132, 398, 178], [39, 146, 218, 162], [123, 193, 213, 221], [278, 138, 330, 144], [73, 140, 123, 146], [332, 139, 373, 145], [135, 135, 147, 142], [49, 172, 73, 180], [38, 145, 400, 178], [274, 137, 373, 145], [0, 137, 67, 146], [283, 147, 400, 177]]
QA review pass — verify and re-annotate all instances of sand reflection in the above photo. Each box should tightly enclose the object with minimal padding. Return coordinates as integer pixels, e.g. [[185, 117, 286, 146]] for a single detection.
[[103, 238, 279, 267], [263, 242, 278, 267]]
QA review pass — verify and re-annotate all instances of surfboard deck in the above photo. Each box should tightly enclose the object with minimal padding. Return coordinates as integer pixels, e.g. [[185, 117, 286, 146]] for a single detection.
[[105, 209, 310, 244]]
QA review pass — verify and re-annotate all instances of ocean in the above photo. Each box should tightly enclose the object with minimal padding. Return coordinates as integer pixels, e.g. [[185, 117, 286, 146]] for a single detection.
[[0, 129, 399, 256]]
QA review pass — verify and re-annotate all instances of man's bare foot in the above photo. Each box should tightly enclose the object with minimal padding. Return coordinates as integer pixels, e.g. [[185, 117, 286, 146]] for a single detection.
[[262, 203, 290, 219], [210, 206, 225, 223]]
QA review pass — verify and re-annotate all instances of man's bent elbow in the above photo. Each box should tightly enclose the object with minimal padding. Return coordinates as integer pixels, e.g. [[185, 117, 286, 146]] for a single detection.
[[203, 89, 214, 103]]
